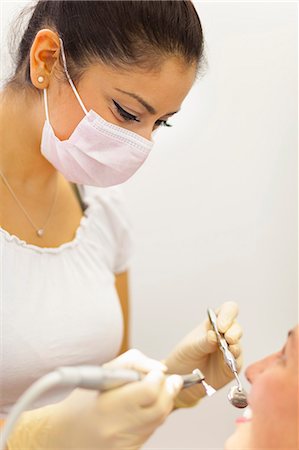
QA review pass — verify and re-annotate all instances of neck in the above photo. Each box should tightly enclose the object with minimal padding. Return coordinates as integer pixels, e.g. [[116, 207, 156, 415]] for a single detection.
[[0, 86, 57, 188]]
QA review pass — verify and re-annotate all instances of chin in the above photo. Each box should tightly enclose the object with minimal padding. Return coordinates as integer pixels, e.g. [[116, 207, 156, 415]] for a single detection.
[[224, 422, 252, 450]]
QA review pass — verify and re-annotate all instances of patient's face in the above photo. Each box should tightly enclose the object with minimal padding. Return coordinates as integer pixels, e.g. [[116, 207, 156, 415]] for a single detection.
[[225, 325, 298, 449]]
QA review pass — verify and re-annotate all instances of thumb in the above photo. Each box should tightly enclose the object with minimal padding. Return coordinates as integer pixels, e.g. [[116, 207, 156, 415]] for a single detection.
[[197, 329, 219, 354], [216, 301, 239, 333], [165, 375, 183, 397], [119, 370, 166, 408]]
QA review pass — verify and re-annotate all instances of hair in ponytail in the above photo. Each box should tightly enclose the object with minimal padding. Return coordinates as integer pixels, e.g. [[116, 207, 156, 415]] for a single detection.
[[8, 0, 204, 90]]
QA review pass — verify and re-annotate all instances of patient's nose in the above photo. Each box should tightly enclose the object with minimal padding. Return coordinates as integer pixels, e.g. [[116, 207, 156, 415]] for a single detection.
[[245, 352, 280, 383]]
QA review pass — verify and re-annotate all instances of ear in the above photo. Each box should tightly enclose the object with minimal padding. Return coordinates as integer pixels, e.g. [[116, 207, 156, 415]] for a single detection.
[[29, 29, 61, 90]]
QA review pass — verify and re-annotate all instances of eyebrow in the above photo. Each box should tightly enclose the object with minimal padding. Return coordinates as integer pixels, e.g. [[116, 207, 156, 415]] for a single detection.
[[115, 88, 179, 117]]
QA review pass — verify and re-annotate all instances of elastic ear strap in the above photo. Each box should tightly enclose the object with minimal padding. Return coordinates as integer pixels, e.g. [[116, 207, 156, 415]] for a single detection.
[[59, 38, 88, 115], [43, 88, 50, 122]]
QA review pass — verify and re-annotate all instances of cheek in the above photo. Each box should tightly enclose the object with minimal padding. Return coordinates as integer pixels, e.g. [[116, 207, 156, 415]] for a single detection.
[[249, 371, 298, 447], [224, 422, 253, 450], [250, 372, 295, 418], [47, 82, 86, 140]]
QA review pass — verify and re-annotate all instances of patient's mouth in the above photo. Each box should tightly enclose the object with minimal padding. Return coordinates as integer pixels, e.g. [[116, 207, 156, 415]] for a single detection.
[[235, 406, 252, 424]]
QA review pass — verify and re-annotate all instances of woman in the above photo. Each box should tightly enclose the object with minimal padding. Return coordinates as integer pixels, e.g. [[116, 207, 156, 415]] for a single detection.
[[225, 325, 298, 449], [1, 1, 243, 449]]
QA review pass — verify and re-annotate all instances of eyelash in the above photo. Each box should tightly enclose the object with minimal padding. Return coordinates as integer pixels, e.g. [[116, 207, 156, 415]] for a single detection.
[[155, 119, 172, 128], [112, 100, 172, 128], [113, 100, 140, 122]]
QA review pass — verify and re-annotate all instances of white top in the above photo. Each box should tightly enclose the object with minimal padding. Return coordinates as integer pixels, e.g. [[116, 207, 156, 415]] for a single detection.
[[0, 185, 132, 417]]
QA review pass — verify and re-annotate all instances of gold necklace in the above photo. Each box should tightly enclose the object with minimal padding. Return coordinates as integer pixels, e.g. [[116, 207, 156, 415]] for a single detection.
[[0, 169, 59, 238]]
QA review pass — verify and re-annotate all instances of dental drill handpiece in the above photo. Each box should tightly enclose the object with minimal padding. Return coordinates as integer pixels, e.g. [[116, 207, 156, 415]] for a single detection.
[[98, 367, 216, 397], [181, 368, 216, 397]]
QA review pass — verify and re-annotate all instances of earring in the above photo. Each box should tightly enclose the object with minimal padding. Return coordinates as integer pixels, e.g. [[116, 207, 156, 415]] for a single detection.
[[37, 76, 44, 83]]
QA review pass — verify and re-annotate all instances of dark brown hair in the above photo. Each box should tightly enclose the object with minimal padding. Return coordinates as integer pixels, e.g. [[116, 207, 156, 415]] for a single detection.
[[8, 0, 204, 89]]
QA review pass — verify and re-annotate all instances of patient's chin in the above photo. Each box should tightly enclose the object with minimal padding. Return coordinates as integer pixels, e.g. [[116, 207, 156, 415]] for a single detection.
[[224, 422, 252, 450]]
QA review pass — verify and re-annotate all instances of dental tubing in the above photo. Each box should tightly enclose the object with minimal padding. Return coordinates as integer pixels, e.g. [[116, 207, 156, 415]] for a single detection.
[[0, 365, 215, 450], [0, 366, 140, 450]]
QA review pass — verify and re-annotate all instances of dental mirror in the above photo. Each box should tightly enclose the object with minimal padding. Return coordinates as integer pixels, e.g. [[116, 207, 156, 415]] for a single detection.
[[226, 359, 248, 408], [228, 385, 248, 408]]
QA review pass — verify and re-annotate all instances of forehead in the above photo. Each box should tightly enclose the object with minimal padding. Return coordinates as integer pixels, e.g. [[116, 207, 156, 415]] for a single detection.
[[81, 58, 197, 113]]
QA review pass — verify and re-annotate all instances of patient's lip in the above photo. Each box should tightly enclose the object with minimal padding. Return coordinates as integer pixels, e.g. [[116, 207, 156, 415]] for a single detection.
[[235, 416, 251, 424], [235, 406, 252, 424]]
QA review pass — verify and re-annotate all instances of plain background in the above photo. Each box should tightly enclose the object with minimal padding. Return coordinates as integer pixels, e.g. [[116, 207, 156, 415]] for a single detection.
[[1, 1, 298, 449]]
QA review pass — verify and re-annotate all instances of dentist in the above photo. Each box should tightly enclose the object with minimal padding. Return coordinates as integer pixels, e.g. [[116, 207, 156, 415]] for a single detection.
[[0, 1, 242, 449]]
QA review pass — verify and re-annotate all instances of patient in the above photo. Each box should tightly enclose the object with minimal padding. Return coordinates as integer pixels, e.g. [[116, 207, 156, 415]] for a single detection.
[[225, 325, 298, 450]]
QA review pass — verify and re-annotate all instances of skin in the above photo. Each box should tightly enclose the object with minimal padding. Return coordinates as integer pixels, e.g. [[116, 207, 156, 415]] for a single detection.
[[115, 270, 130, 353], [225, 325, 299, 450]]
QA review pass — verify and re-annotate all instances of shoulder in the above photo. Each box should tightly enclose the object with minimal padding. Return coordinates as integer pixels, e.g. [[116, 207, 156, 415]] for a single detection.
[[79, 185, 129, 229], [79, 185, 133, 273], [78, 184, 125, 204]]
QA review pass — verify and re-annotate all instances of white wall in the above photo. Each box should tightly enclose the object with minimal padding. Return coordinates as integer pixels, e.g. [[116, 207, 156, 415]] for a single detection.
[[1, 2, 298, 449], [123, 2, 298, 448]]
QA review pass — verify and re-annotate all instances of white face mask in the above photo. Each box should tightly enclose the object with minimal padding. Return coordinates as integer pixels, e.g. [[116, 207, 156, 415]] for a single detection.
[[40, 39, 153, 187]]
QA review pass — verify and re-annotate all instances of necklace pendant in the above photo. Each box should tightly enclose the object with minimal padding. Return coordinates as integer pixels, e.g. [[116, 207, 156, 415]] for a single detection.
[[36, 229, 44, 237]]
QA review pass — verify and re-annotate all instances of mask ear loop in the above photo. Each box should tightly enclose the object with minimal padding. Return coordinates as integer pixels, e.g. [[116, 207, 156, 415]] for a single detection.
[[43, 88, 50, 122], [43, 38, 88, 123], [59, 38, 88, 115]]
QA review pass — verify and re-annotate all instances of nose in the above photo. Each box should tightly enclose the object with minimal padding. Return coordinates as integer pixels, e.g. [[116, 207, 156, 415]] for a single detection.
[[245, 352, 280, 383], [140, 128, 153, 141], [133, 123, 154, 141]]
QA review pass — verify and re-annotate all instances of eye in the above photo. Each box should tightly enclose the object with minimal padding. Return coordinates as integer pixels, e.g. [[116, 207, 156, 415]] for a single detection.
[[112, 100, 140, 122], [154, 119, 173, 128]]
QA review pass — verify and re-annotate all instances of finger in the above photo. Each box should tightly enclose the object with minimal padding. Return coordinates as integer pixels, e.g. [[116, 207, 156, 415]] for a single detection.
[[136, 370, 166, 407], [144, 375, 183, 424], [113, 370, 165, 410], [235, 353, 243, 372], [225, 322, 243, 344], [103, 349, 167, 373], [206, 329, 218, 346], [216, 301, 239, 333], [93, 370, 165, 418], [196, 329, 219, 354], [228, 343, 242, 359], [165, 374, 183, 397]]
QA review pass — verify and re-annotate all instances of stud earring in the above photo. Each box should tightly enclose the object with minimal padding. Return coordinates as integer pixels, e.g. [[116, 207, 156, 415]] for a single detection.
[[37, 76, 44, 83]]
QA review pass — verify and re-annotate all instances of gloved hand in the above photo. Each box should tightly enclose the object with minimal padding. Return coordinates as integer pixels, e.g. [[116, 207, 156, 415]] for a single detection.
[[164, 301, 243, 408], [6, 349, 183, 450]]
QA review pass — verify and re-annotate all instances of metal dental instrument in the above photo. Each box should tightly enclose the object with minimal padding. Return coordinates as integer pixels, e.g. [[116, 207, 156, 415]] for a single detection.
[[207, 308, 248, 408], [98, 367, 216, 397], [181, 368, 216, 397]]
